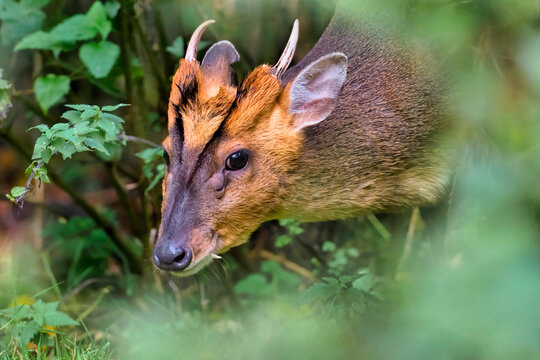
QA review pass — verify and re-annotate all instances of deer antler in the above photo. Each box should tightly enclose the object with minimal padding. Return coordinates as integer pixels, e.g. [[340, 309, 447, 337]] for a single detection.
[[271, 19, 299, 79], [185, 20, 216, 62]]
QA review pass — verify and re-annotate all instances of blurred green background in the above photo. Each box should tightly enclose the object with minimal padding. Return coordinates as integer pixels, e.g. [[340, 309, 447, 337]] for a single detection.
[[0, 0, 539, 359]]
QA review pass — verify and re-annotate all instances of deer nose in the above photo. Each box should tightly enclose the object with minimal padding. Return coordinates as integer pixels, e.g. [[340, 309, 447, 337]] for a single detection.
[[153, 244, 193, 272]]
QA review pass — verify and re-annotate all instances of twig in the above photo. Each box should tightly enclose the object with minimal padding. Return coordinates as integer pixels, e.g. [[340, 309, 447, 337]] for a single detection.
[[367, 213, 391, 241], [121, 134, 160, 148], [396, 208, 420, 277], [257, 249, 317, 283], [0, 131, 143, 274]]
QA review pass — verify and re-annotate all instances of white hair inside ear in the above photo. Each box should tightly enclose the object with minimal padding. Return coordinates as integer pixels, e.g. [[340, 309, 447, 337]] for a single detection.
[[289, 52, 348, 130]]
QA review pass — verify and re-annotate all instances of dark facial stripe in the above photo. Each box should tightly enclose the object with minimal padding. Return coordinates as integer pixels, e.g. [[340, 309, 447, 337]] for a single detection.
[[185, 93, 241, 187]]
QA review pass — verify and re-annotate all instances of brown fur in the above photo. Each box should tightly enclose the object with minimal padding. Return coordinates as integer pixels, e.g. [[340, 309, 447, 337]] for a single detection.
[[157, 8, 450, 272]]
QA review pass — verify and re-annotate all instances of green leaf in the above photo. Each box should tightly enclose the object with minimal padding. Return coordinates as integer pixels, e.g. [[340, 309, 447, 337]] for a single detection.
[[42, 302, 78, 326], [40, 147, 52, 162], [61, 110, 82, 123], [11, 186, 27, 197], [16, 322, 39, 347], [0, 0, 49, 46], [86, 1, 112, 39], [65, 104, 96, 112], [33, 74, 70, 113], [104, 1, 120, 18], [0, 69, 12, 122], [275, 234, 292, 248], [28, 124, 49, 133], [102, 103, 129, 112], [166, 36, 184, 58], [14, 30, 59, 51], [32, 134, 50, 159], [136, 147, 163, 163], [83, 137, 110, 155], [50, 14, 98, 43], [97, 118, 118, 140], [53, 140, 77, 159], [79, 40, 120, 78], [322, 241, 336, 252]]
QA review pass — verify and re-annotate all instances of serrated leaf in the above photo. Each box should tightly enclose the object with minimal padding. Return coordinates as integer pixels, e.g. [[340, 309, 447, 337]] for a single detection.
[[16, 322, 39, 347], [33, 74, 70, 113], [86, 1, 112, 39], [80, 108, 100, 121], [61, 110, 82, 123], [79, 40, 120, 78], [83, 137, 109, 155], [65, 104, 96, 111], [102, 103, 129, 112], [97, 118, 118, 139], [53, 140, 77, 159], [43, 311, 78, 326], [101, 112, 124, 124]]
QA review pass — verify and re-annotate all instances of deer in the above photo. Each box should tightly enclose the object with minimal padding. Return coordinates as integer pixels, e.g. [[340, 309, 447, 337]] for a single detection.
[[153, 5, 450, 275]]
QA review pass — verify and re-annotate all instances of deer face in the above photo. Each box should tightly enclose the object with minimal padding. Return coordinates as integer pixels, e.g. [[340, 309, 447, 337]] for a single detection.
[[154, 21, 348, 275]]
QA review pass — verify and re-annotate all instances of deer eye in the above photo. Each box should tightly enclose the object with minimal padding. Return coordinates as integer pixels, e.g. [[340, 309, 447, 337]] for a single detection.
[[163, 149, 170, 165], [226, 150, 249, 171]]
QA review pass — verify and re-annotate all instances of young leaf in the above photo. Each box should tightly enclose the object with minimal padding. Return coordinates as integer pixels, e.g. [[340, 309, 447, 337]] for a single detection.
[[102, 103, 129, 112], [79, 40, 120, 78], [86, 1, 112, 39], [10, 186, 27, 197], [33, 74, 70, 113]]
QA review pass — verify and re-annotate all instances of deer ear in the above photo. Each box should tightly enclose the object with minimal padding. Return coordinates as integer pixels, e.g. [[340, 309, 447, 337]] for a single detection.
[[289, 53, 348, 130], [201, 40, 240, 87]]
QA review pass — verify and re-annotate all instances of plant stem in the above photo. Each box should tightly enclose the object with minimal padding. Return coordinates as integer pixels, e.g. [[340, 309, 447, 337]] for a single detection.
[[0, 131, 143, 275]]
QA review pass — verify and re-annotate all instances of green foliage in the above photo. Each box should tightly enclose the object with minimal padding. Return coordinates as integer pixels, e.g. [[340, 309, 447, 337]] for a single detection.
[[0, 301, 77, 349], [33, 74, 71, 114], [6, 103, 127, 204], [15, 1, 119, 76], [275, 218, 304, 247], [79, 41, 120, 79], [0, 69, 11, 123], [44, 216, 123, 288], [136, 147, 165, 194], [0, 0, 50, 46], [0, 0, 539, 358], [234, 261, 301, 297]]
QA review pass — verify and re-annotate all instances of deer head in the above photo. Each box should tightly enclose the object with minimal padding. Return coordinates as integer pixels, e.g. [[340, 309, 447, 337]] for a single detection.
[[154, 20, 349, 275]]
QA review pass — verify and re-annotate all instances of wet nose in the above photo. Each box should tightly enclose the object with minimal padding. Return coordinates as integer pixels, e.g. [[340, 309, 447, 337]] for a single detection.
[[153, 244, 193, 272]]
